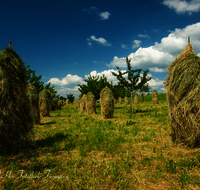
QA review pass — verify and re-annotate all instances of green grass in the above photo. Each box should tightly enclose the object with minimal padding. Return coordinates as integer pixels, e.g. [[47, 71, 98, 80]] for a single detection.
[[0, 93, 200, 189]]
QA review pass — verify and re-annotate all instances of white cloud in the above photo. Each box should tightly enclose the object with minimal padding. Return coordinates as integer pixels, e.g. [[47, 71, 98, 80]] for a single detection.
[[132, 40, 142, 49], [163, 0, 200, 15], [99, 11, 110, 20], [47, 74, 83, 86], [149, 67, 167, 72], [87, 35, 111, 46], [121, 44, 128, 49], [87, 42, 92, 46], [198, 53, 200, 56], [138, 34, 148, 38]]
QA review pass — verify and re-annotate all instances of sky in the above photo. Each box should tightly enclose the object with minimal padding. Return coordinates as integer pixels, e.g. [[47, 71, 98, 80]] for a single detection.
[[1, 0, 200, 99]]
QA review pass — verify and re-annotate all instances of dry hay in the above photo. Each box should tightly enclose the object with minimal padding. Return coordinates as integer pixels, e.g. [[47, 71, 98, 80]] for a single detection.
[[57, 100, 61, 109], [118, 96, 123, 104], [27, 83, 40, 124], [80, 94, 87, 113], [39, 89, 52, 117], [114, 99, 117, 104], [0, 48, 35, 154], [165, 39, 200, 148], [66, 99, 69, 105], [134, 92, 139, 105], [75, 98, 81, 109], [100, 86, 114, 119], [51, 98, 58, 111], [125, 97, 129, 105], [152, 89, 159, 105], [86, 92, 96, 114]]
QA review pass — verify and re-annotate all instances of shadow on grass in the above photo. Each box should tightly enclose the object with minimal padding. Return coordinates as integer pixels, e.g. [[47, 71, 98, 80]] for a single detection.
[[39, 121, 57, 125]]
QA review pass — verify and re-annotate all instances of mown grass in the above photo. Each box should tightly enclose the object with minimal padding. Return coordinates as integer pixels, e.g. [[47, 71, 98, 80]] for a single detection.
[[1, 93, 200, 189]]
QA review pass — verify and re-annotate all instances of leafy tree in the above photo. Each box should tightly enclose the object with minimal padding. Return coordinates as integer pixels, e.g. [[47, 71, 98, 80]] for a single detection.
[[66, 93, 75, 103], [111, 57, 152, 113], [138, 83, 152, 102]]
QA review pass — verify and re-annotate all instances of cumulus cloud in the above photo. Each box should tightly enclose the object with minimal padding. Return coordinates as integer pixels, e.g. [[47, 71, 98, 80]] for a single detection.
[[108, 22, 200, 70], [99, 11, 110, 20], [87, 35, 111, 46], [138, 34, 149, 38], [47, 74, 83, 86], [149, 67, 168, 72], [163, 0, 200, 15], [132, 40, 142, 49]]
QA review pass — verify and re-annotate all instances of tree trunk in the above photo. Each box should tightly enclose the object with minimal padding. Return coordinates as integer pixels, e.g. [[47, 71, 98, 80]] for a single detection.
[[141, 93, 144, 102], [130, 91, 133, 114]]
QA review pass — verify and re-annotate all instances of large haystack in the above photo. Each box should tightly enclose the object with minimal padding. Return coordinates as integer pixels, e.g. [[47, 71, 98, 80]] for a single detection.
[[125, 97, 129, 105], [0, 47, 35, 154], [118, 97, 123, 104], [152, 89, 159, 105], [165, 38, 200, 148], [100, 86, 114, 119], [86, 92, 96, 114], [27, 83, 40, 124], [39, 89, 52, 117], [80, 94, 87, 113], [134, 92, 139, 105]]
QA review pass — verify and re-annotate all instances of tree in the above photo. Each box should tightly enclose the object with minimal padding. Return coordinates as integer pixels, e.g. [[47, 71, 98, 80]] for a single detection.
[[66, 93, 75, 103], [111, 57, 152, 113], [138, 83, 152, 102]]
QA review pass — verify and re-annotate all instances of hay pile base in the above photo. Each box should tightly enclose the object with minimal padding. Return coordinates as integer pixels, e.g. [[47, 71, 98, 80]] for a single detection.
[[51, 98, 58, 111], [134, 92, 139, 105], [86, 92, 96, 114], [165, 40, 200, 148], [100, 86, 114, 119], [80, 94, 87, 113], [125, 97, 129, 105], [27, 83, 40, 124], [0, 48, 35, 155], [152, 89, 159, 105], [39, 89, 52, 117], [118, 97, 122, 104]]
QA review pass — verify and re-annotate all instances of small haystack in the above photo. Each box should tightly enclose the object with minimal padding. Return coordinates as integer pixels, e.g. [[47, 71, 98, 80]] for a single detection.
[[66, 99, 69, 105], [86, 92, 96, 114], [80, 94, 87, 113], [152, 89, 159, 105], [27, 83, 40, 124], [165, 37, 200, 148], [118, 97, 123, 104], [39, 89, 52, 117], [0, 47, 35, 154], [125, 97, 129, 105], [51, 98, 58, 111], [100, 86, 114, 119], [134, 92, 139, 105]]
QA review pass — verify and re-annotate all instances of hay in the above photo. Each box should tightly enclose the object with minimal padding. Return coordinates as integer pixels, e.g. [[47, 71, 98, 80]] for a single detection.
[[125, 97, 129, 105], [39, 89, 52, 117], [165, 39, 200, 148], [134, 92, 139, 105], [152, 89, 159, 105], [0, 48, 35, 155], [100, 86, 114, 119], [27, 83, 40, 124], [80, 94, 87, 113], [57, 100, 61, 109], [118, 97, 123, 104], [86, 92, 96, 114], [114, 99, 117, 104], [66, 99, 69, 105], [51, 98, 58, 111]]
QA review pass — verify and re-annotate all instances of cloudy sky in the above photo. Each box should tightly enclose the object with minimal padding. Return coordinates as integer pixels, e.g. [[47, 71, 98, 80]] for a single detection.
[[1, 0, 200, 99]]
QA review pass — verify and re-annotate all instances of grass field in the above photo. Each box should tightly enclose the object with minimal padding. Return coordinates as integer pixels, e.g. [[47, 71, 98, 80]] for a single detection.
[[0, 93, 200, 189]]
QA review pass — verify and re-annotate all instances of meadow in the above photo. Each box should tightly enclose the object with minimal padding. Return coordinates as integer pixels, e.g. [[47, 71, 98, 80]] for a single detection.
[[0, 93, 200, 190]]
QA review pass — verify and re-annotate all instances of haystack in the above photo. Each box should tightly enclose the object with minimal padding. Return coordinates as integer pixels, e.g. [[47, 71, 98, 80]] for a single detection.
[[0, 47, 35, 154], [27, 83, 40, 124], [134, 92, 139, 105], [152, 89, 159, 105], [66, 99, 69, 105], [86, 92, 96, 114], [80, 94, 87, 113], [118, 97, 122, 104], [51, 98, 58, 111], [165, 37, 200, 148], [57, 100, 61, 109], [39, 89, 52, 117], [114, 99, 117, 104], [100, 86, 114, 119], [125, 97, 129, 105]]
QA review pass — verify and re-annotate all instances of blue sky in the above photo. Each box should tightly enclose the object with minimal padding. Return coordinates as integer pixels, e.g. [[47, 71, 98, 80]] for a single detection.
[[1, 0, 200, 99]]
